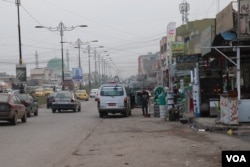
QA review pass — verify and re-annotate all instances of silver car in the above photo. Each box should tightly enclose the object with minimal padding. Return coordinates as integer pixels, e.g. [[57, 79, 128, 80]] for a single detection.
[[51, 91, 81, 113], [97, 83, 131, 118]]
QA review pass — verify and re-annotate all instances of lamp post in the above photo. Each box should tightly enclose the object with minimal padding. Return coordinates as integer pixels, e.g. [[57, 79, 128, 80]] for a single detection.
[[15, 0, 22, 65], [86, 40, 98, 89], [94, 46, 104, 85], [35, 22, 87, 90]]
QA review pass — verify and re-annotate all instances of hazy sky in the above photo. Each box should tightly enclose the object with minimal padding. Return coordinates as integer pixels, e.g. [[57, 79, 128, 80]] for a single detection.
[[0, 0, 232, 78]]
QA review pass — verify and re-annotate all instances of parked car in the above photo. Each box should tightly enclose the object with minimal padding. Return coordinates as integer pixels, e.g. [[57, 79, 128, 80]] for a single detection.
[[90, 88, 99, 98], [97, 83, 131, 118], [17, 93, 38, 117], [47, 92, 57, 108], [74, 90, 89, 101], [0, 93, 27, 125], [51, 90, 81, 113]]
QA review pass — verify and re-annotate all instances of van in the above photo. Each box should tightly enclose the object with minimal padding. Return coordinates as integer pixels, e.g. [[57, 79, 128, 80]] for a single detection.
[[97, 83, 131, 118]]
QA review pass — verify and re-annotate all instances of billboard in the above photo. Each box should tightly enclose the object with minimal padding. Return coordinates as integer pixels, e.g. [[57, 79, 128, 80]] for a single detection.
[[216, 3, 234, 34], [72, 67, 83, 82], [238, 0, 250, 39], [16, 64, 27, 83]]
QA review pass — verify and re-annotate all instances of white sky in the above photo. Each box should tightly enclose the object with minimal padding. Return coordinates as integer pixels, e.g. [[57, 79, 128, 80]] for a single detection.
[[0, 0, 233, 79]]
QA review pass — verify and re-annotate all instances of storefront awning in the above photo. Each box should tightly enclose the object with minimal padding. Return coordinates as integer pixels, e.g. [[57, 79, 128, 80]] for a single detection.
[[212, 31, 237, 46], [220, 31, 236, 40]]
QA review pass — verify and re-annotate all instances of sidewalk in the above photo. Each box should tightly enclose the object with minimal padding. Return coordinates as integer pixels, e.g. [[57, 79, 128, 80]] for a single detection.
[[182, 112, 250, 138]]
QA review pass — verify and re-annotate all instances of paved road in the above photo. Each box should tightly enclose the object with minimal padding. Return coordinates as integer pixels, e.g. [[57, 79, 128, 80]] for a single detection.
[[1, 99, 250, 167], [0, 99, 99, 167]]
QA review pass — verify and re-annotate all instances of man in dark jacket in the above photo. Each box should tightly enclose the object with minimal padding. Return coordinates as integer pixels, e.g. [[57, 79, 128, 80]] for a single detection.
[[141, 87, 149, 116]]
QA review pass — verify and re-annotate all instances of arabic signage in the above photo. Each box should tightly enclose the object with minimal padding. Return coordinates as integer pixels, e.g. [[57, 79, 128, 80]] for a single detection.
[[216, 2, 234, 34], [167, 22, 176, 45], [171, 42, 184, 56], [72, 67, 83, 82], [16, 64, 27, 83], [176, 54, 199, 70], [238, 0, 250, 39]]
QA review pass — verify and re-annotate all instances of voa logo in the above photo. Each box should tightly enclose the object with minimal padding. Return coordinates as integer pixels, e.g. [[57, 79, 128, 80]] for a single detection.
[[222, 151, 250, 167], [226, 155, 247, 163]]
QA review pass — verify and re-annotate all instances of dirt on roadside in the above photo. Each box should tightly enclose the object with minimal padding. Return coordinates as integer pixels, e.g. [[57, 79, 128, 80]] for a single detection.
[[59, 109, 250, 167]]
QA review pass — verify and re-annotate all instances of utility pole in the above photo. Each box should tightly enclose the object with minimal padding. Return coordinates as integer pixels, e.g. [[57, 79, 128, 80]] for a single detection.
[[88, 45, 91, 89]]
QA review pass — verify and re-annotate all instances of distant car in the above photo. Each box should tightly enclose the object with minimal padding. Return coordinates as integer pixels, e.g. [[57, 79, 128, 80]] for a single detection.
[[94, 89, 100, 101], [44, 88, 54, 96], [90, 89, 98, 98], [35, 88, 45, 97], [97, 83, 131, 118], [51, 91, 81, 113], [47, 92, 57, 108], [17, 93, 38, 117], [0, 93, 27, 125], [74, 90, 89, 101]]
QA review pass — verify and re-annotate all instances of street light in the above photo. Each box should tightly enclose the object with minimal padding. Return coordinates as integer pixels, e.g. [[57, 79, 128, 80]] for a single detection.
[[94, 46, 104, 85], [35, 22, 87, 90], [86, 40, 98, 89], [15, 0, 22, 65]]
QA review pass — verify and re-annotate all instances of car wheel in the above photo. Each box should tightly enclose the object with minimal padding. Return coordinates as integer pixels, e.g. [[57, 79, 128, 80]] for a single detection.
[[11, 113, 18, 125], [78, 105, 81, 112], [52, 109, 56, 113], [47, 104, 49, 108], [27, 111, 31, 117], [34, 109, 38, 116], [123, 109, 128, 117], [99, 113, 104, 118], [73, 108, 76, 112], [22, 112, 27, 123]]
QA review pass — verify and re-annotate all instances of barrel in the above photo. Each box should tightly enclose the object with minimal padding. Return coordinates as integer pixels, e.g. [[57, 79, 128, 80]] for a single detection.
[[154, 104, 160, 117], [159, 105, 166, 119], [166, 91, 174, 111]]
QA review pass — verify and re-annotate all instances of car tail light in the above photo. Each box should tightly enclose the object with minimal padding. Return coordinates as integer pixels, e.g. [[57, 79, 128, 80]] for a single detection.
[[24, 101, 30, 106], [71, 98, 75, 102], [124, 97, 127, 103]]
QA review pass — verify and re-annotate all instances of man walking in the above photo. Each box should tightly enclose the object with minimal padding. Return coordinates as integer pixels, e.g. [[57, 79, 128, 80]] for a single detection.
[[141, 87, 150, 116]]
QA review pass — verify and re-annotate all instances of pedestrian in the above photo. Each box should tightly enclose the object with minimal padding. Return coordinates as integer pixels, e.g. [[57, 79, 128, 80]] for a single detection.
[[141, 87, 149, 116]]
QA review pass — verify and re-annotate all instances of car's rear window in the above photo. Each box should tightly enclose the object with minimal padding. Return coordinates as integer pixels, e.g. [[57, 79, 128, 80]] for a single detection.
[[0, 94, 9, 102], [56, 92, 71, 98], [101, 86, 124, 96]]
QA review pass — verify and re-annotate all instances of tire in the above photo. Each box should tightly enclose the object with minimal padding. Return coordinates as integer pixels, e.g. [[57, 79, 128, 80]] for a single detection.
[[27, 111, 31, 117], [78, 105, 81, 112], [123, 109, 128, 117], [99, 111, 104, 118], [11, 113, 18, 125], [47, 104, 49, 109], [52, 109, 56, 113], [22, 112, 27, 123], [34, 109, 38, 116]]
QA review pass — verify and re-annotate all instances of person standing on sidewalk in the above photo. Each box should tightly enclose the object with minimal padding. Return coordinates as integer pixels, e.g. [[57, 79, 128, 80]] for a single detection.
[[141, 87, 150, 116]]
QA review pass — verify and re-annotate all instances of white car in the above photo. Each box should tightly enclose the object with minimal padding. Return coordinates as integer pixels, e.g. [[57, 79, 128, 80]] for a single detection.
[[97, 83, 131, 118], [90, 89, 99, 98]]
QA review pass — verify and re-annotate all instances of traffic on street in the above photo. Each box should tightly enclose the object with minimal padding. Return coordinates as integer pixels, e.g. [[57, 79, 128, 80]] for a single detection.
[[1, 97, 250, 167]]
